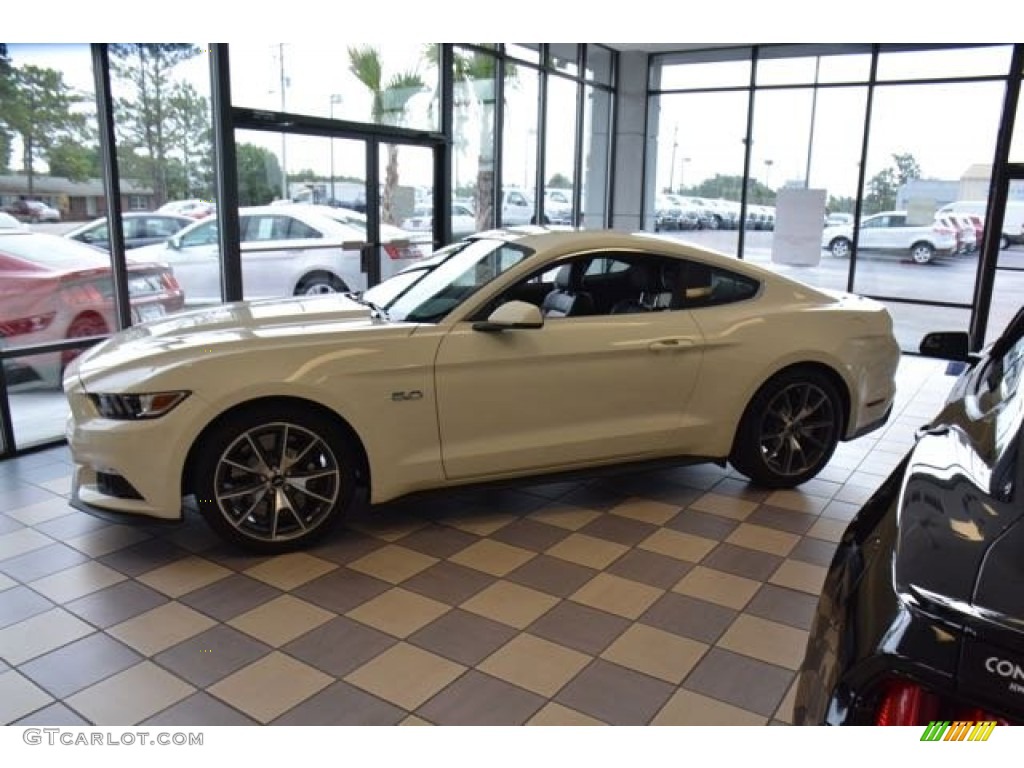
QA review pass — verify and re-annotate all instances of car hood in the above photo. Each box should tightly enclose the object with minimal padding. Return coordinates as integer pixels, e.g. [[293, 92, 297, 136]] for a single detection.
[[72, 294, 397, 385]]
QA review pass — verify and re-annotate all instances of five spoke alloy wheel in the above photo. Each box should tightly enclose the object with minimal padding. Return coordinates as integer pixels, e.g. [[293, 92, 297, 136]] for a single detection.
[[195, 405, 355, 552], [731, 369, 842, 488]]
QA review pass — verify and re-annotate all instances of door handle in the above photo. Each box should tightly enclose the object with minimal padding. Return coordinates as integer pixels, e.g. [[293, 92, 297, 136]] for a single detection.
[[648, 338, 694, 352]]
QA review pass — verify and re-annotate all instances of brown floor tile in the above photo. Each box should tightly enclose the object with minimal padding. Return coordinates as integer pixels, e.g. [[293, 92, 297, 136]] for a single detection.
[[554, 658, 675, 725], [747, 505, 818, 535], [291, 567, 392, 614], [725, 523, 799, 557], [479, 632, 591, 697], [0, 585, 53, 630], [33, 513, 109, 541], [417, 670, 545, 725], [702, 543, 784, 582], [65, 580, 168, 629], [13, 702, 90, 726], [97, 539, 191, 578], [672, 565, 760, 610], [637, 528, 717, 563], [408, 609, 518, 667], [745, 584, 820, 630], [652, 689, 767, 725], [242, 552, 338, 591], [347, 544, 439, 584], [609, 498, 680, 526], [490, 518, 571, 552], [683, 647, 793, 717], [395, 524, 479, 559], [528, 600, 631, 655], [606, 549, 694, 590], [579, 514, 658, 547], [0, 543, 90, 582], [600, 624, 707, 684], [461, 581, 560, 630], [570, 572, 664, 619], [177, 574, 282, 622], [521, 480, 583, 501], [527, 504, 602, 531], [65, 661, 195, 726], [273, 681, 406, 725], [770, 560, 829, 595], [545, 532, 629, 570], [143, 692, 257, 725], [789, 536, 839, 567], [307, 530, 387, 565], [640, 592, 737, 645], [346, 587, 450, 639], [64, 525, 152, 559], [344, 642, 465, 711], [505, 554, 598, 598], [558, 484, 628, 511], [806, 516, 849, 543], [449, 539, 535, 577], [527, 701, 606, 725], [208, 651, 333, 724], [401, 561, 497, 605], [688, 492, 758, 521], [717, 614, 809, 670], [283, 616, 397, 677], [155, 625, 272, 687], [228, 595, 334, 647], [665, 509, 739, 541], [20, 632, 141, 698]]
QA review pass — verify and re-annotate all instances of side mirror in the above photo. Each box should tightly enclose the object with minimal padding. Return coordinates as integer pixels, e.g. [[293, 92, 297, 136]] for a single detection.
[[472, 301, 544, 333], [167, 235, 181, 250], [919, 331, 972, 362]]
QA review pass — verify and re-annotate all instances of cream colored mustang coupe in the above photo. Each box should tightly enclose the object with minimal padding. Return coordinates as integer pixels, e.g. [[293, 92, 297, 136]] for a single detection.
[[64, 229, 900, 552]]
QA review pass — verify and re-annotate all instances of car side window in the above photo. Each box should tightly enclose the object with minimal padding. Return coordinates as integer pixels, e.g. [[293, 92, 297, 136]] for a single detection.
[[181, 221, 218, 247], [145, 218, 182, 238], [863, 217, 881, 229], [286, 218, 323, 239], [889, 215, 907, 227]]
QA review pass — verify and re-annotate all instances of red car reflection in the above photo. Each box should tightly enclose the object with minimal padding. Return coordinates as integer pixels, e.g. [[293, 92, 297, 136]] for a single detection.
[[0, 231, 184, 387]]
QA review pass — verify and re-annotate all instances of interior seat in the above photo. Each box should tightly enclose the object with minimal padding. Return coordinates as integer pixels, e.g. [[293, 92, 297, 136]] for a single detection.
[[611, 262, 665, 314], [542, 264, 595, 318]]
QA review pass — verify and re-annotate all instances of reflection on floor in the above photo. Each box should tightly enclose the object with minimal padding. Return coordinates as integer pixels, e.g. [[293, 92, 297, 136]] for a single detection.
[[0, 356, 954, 726]]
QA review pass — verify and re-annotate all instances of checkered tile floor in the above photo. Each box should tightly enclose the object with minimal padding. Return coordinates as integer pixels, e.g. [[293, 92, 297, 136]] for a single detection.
[[0, 356, 955, 726]]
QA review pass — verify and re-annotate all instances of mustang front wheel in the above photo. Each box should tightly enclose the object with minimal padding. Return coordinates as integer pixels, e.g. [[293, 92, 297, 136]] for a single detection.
[[731, 369, 842, 488], [193, 404, 356, 552]]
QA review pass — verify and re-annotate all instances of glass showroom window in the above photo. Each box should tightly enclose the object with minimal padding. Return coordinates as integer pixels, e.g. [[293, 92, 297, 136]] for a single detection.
[[451, 47, 497, 237], [581, 85, 613, 229], [652, 91, 750, 257], [501, 64, 540, 226], [542, 75, 579, 226], [1, 44, 100, 447], [854, 80, 1006, 350]]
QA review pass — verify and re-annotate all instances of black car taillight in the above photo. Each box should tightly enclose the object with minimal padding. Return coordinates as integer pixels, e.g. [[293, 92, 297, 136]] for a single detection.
[[874, 678, 1015, 726]]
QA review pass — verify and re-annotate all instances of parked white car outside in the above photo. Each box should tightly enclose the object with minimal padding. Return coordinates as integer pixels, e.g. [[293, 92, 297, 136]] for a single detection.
[[822, 210, 957, 264]]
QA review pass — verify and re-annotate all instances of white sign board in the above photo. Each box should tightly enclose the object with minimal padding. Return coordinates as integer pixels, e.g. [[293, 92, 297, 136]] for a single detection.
[[771, 188, 828, 267]]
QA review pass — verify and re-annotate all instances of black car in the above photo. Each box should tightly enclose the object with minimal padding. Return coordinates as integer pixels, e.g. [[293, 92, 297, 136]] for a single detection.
[[795, 309, 1024, 726], [65, 212, 193, 251]]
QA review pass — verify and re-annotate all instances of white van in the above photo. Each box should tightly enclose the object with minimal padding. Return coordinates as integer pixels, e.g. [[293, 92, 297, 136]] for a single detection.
[[936, 200, 1024, 249]]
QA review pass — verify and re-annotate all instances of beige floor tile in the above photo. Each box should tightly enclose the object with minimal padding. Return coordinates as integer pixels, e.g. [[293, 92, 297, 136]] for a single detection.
[[108, 602, 216, 656], [651, 690, 767, 725], [461, 581, 559, 629], [445, 513, 518, 537], [346, 544, 438, 584], [545, 533, 628, 569], [243, 552, 337, 590], [209, 652, 332, 724], [137, 555, 231, 598], [39, 476, 71, 495], [349, 517, 428, 542], [821, 499, 863, 521], [770, 560, 828, 595], [570, 573, 663, 619], [718, 614, 808, 670], [0, 608, 93, 665], [400, 715, 434, 726], [637, 528, 716, 563], [725, 523, 799, 557], [688, 492, 758, 521], [0, 670, 53, 724], [672, 566, 760, 610], [0, 528, 53, 561], [6, 500, 72, 527], [834, 483, 879, 505], [763, 490, 829, 514], [609, 498, 679, 525], [527, 701, 606, 726], [776, 675, 800, 724], [479, 633, 591, 697], [65, 525, 152, 558], [449, 539, 535, 577], [29, 561, 126, 603], [228, 595, 334, 646], [601, 624, 707, 684], [346, 588, 450, 638], [66, 662, 194, 726], [528, 505, 602, 531], [345, 642, 465, 710], [0, 572, 14, 592], [806, 517, 848, 543]]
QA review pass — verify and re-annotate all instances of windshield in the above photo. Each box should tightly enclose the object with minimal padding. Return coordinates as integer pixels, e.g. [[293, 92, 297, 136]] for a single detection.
[[386, 238, 533, 323]]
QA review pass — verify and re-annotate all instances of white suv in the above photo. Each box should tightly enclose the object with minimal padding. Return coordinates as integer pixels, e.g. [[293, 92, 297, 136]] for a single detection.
[[821, 211, 957, 264]]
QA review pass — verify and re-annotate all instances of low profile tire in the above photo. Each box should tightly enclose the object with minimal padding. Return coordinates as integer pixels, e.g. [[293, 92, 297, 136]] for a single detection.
[[730, 368, 843, 488], [1000, 234, 1011, 251], [910, 242, 934, 264], [829, 237, 851, 259], [295, 273, 346, 296], [193, 403, 356, 553]]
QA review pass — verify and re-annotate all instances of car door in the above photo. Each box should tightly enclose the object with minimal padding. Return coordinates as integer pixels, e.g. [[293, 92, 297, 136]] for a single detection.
[[240, 213, 325, 299], [858, 215, 887, 250], [433, 252, 705, 480], [161, 219, 221, 304], [502, 190, 532, 225]]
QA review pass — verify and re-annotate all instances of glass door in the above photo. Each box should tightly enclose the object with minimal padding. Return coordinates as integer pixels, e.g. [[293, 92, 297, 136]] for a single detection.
[[984, 175, 1024, 344]]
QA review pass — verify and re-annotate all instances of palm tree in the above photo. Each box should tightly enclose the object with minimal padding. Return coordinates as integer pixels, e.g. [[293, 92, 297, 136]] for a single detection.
[[347, 46, 425, 225]]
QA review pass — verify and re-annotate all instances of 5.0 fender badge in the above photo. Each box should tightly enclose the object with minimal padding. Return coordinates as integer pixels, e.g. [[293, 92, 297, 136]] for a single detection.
[[391, 390, 424, 402]]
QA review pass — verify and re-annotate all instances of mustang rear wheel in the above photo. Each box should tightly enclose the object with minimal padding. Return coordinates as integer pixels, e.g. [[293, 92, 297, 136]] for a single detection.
[[193, 404, 356, 552], [730, 369, 842, 488]]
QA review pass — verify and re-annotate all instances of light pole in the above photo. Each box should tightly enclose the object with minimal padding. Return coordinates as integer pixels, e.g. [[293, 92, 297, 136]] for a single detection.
[[668, 123, 679, 191], [764, 159, 774, 191], [680, 157, 691, 194], [275, 44, 289, 200], [329, 94, 343, 203]]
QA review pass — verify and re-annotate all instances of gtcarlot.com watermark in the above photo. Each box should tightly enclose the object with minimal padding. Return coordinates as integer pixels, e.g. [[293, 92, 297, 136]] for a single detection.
[[23, 729, 203, 747]]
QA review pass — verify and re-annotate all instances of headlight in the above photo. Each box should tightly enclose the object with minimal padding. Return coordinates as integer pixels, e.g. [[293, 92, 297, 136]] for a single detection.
[[89, 391, 190, 420]]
